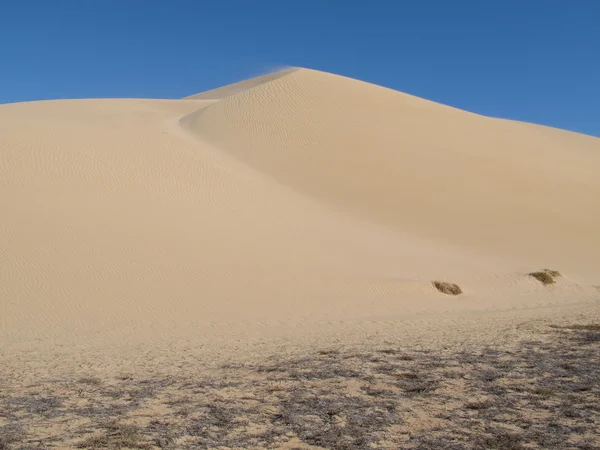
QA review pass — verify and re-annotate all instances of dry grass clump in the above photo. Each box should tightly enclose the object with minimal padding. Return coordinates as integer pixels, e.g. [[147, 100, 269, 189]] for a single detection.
[[77, 422, 151, 449], [433, 281, 462, 295], [0, 426, 24, 450], [544, 269, 561, 278], [529, 269, 561, 285]]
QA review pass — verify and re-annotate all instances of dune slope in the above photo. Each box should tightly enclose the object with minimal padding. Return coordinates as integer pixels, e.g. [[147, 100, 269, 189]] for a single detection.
[[181, 68, 600, 281]]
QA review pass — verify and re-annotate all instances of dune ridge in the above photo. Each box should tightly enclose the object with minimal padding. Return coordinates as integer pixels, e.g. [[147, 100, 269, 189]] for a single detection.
[[1, 67, 599, 364], [184, 67, 299, 100]]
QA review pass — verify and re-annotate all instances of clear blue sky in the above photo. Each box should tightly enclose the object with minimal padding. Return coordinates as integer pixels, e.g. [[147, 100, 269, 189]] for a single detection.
[[1, 1, 599, 136]]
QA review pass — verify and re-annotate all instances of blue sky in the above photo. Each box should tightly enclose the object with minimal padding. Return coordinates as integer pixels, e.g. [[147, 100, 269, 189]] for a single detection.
[[1, 1, 599, 137]]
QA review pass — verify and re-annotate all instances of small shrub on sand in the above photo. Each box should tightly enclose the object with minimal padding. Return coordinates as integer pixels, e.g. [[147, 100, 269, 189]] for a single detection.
[[544, 269, 561, 278], [529, 269, 561, 285], [433, 281, 462, 296]]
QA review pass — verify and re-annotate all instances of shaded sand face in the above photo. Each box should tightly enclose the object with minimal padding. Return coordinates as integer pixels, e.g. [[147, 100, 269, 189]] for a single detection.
[[1, 68, 599, 369]]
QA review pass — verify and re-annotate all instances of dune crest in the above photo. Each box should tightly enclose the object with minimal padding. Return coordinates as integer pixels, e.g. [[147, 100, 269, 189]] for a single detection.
[[184, 67, 299, 100]]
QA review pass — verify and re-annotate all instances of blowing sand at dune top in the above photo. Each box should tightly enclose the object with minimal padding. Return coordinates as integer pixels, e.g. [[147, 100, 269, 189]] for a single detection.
[[1, 67, 599, 367]]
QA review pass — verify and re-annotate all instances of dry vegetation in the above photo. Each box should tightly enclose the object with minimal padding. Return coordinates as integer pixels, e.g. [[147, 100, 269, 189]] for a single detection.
[[529, 269, 562, 285], [1, 324, 599, 449], [433, 281, 463, 295]]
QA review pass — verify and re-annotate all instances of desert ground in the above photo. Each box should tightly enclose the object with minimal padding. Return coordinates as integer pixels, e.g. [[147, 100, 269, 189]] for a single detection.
[[1, 68, 599, 448]]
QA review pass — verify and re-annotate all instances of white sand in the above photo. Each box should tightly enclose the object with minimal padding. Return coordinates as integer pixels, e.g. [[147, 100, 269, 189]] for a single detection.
[[1, 68, 599, 376]]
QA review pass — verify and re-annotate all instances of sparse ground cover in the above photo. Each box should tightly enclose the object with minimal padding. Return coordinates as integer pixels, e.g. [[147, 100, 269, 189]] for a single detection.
[[433, 281, 463, 295], [1, 324, 598, 449], [529, 269, 562, 285]]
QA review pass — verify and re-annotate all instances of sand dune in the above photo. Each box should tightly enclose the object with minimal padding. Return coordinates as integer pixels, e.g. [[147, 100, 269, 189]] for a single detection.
[[184, 67, 298, 100], [1, 68, 599, 364], [181, 68, 600, 280]]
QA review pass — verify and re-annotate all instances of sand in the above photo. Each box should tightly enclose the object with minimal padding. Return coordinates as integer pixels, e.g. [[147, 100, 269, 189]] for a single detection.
[[2, 67, 600, 356], [1, 69, 599, 445]]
